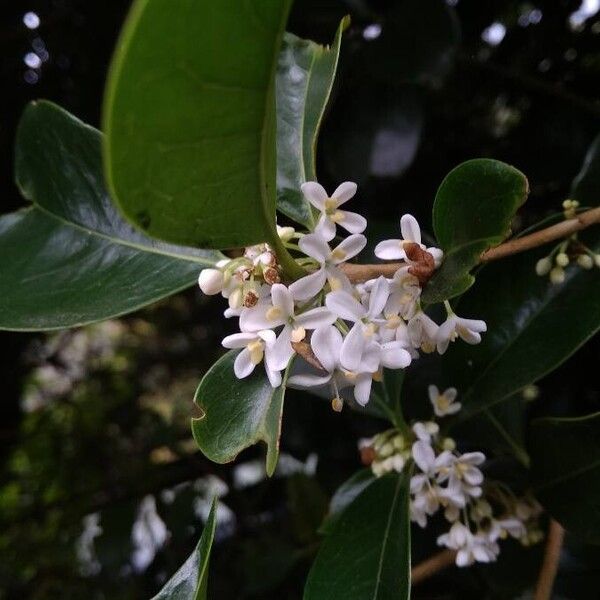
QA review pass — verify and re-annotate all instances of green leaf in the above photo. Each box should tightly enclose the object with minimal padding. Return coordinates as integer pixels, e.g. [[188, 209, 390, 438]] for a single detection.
[[103, 0, 293, 250], [276, 18, 348, 227], [191, 351, 292, 476], [319, 469, 376, 535], [423, 158, 529, 303], [443, 232, 600, 427], [151, 497, 218, 599], [530, 413, 600, 544], [571, 132, 600, 206], [304, 473, 410, 600], [0, 101, 221, 331]]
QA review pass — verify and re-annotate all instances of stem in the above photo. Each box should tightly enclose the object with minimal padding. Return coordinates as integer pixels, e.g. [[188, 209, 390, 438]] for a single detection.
[[270, 230, 306, 280], [534, 519, 565, 600], [411, 549, 456, 585], [340, 207, 600, 283]]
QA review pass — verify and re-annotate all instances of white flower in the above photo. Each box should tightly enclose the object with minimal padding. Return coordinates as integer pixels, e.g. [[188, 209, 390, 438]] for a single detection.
[[325, 276, 390, 371], [301, 181, 367, 241], [407, 310, 439, 353], [222, 330, 281, 387], [437, 523, 499, 566], [240, 284, 335, 371], [437, 313, 487, 354], [385, 266, 421, 319], [289, 232, 366, 301], [439, 452, 486, 502], [428, 385, 461, 417], [374, 214, 443, 266], [198, 268, 225, 295], [287, 325, 342, 388]]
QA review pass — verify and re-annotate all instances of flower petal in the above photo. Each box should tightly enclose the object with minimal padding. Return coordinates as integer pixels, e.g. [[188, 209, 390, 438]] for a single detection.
[[380, 342, 412, 369], [353, 373, 372, 405], [340, 322, 365, 371], [271, 283, 294, 317], [374, 239, 405, 260], [289, 268, 327, 301], [428, 384, 439, 403], [267, 326, 294, 372], [301, 181, 327, 210], [311, 325, 342, 373], [288, 373, 332, 387], [338, 210, 367, 234], [234, 348, 256, 378], [325, 290, 365, 322], [315, 214, 336, 241], [400, 214, 421, 244], [295, 306, 336, 330], [332, 234, 367, 264], [298, 233, 330, 263], [412, 440, 435, 472], [332, 181, 357, 205], [240, 304, 280, 331], [367, 276, 389, 318], [222, 332, 257, 349]]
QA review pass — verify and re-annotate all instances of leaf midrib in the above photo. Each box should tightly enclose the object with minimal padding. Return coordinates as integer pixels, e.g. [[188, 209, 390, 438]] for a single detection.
[[370, 475, 404, 600], [31, 203, 218, 265]]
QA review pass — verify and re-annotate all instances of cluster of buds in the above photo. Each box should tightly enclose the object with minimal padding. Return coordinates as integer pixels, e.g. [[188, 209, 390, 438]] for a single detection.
[[359, 386, 544, 567], [535, 200, 600, 284]]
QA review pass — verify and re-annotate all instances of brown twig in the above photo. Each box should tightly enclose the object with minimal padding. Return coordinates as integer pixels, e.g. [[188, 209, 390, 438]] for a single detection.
[[340, 206, 600, 283], [411, 549, 457, 585], [534, 519, 565, 600]]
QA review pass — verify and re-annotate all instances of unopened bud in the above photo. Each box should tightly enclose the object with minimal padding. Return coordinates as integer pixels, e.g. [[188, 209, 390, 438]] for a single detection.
[[577, 254, 593, 269], [198, 268, 224, 295], [263, 266, 281, 285], [441, 437, 456, 451], [549, 267, 565, 285], [522, 384, 539, 401], [277, 225, 295, 242], [555, 252, 569, 267], [535, 257, 552, 276]]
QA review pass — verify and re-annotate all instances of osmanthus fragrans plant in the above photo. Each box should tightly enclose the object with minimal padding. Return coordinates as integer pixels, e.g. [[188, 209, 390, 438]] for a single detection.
[[1, 1, 600, 598]]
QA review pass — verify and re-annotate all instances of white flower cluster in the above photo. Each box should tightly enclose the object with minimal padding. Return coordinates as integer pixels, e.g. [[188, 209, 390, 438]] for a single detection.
[[360, 386, 543, 567], [535, 199, 600, 284], [197, 181, 487, 408]]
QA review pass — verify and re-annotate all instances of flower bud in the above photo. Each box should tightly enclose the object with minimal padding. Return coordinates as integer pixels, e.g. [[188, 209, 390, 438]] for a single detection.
[[555, 252, 569, 267], [198, 269, 224, 295], [277, 225, 295, 242], [331, 396, 343, 412], [263, 266, 281, 285], [577, 254, 593, 269], [535, 257, 552, 276], [549, 267, 565, 285]]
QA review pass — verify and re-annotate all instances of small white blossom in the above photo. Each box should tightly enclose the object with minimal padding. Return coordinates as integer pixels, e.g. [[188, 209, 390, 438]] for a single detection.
[[428, 385, 461, 417], [197, 268, 225, 295], [301, 181, 367, 241], [374, 214, 443, 266], [408, 310, 439, 353], [436, 312, 487, 354]]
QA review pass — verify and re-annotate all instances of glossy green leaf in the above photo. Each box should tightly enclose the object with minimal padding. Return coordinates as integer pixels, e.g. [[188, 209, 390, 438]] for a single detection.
[[571, 132, 600, 206], [151, 497, 217, 599], [276, 18, 348, 227], [319, 469, 376, 535], [192, 351, 292, 476], [423, 159, 529, 303], [103, 0, 292, 250], [530, 413, 600, 544], [305, 473, 410, 600], [443, 232, 600, 427], [0, 101, 221, 331]]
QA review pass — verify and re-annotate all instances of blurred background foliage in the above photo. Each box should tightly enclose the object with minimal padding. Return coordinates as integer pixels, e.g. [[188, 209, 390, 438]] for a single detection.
[[0, 0, 599, 598]]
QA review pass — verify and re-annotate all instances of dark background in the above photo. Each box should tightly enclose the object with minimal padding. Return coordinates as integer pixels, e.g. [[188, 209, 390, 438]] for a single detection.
[[1, 1, 599, 598]]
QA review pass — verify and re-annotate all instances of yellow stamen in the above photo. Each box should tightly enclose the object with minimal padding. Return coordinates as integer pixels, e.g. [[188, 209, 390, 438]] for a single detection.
[[330, 210, 345, 223], [266, 306, 283, 321], [331, 248, 347, 261], [329, 276, 343, 291], [324, 198, 337, 212], [247, 340, 264, 365]]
